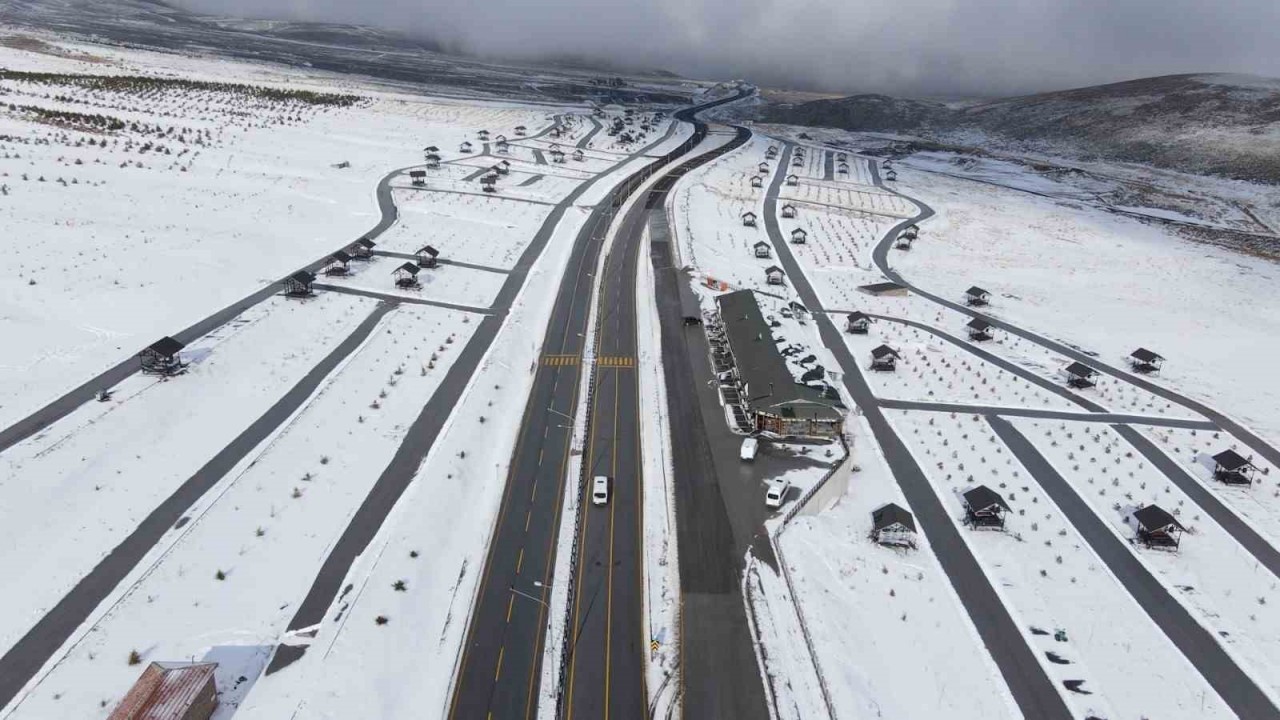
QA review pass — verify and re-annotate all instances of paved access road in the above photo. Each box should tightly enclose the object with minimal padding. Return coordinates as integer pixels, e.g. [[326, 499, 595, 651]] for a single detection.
[[764, 143, 1075, 720], [447, 89, 750, 720]]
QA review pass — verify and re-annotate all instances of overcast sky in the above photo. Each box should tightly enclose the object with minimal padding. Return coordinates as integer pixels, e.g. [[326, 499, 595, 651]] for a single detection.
[[174, 0, 1280, 97]]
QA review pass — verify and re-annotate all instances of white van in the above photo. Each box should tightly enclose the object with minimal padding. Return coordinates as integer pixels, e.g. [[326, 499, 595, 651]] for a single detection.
[[765, 478, 790, 509], [740, 437, 759, 462], [592, 475, 610, 506]]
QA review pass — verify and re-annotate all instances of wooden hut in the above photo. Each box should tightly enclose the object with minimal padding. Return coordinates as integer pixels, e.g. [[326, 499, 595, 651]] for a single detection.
[[1133, 505, 1186, 549], [963, 485, 1010, 529], [573, 148, 585, 161], [459, 141, 473, 153], [108, 661, 218, 720], [425, 153, 441, 169], [750, 175, 764, 188], [903, 224, 919, 239], [758, 162, 770, 174], [964, 286, 991, 306], [393, 262, 421, 288], [742, 211, 758, 227], [417, 245, 440, 269], [895, 233, 914, 249], [283, 270, 316, 298], [870, 344, 900, 371], [885, 169, 898, 181], [550, 148, 566, 163], [1062, 361, 1099, 389], [495, 139, 510, 154], [871, 503, 917, 548], [351, 237, 375, 260], [765, 265, 785, 285], [477, 129, 490, 140], [966, 318, 993, 342], [139, 337, 186, 376], [753, 240, 772, 259], [786, 174, 799, 186], [324, 251, 351, 276], [837, 162, 850, 175], [495, 161, 510, 175], [790, 228, 808, 244], [515, 125, 528, 136], [781, 204, 797, 219], [1128, 348, 1164, 374], [409, 170, 426, 186], [1212, 449, 1257, 485], [881, 159, 892, 169], [481, 174, 499, 193], [846, 311, 870, 334]]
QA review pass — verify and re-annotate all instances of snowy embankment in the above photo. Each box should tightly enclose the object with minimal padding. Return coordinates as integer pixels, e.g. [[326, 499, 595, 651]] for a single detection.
[[0, 37, 550, 431], [890, 164, 1280, 446], [0, 292, 374, 661], [6, 302, 479, 719], [890, 410, 1234, 719]]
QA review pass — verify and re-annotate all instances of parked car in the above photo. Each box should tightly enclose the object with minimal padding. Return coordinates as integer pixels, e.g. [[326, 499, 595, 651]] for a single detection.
[[765, 478, 790, 509], [740, 437, 759, 462], [592, 475, 610, 505]]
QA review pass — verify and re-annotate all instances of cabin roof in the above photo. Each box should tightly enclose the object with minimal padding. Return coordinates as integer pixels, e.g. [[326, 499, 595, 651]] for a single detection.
[[1133, 504, 1186, 533], [394, 262, 420, 275], [963, 485, 1010, 512], [965, 286, 989, 297], [1064, 361, 1098, 378], [967, 318, 991, 331], [418, 245, 439, 257], [765, 265, 784, 274], [848, 311, 869, 323], [290, 270, 316, 284], [148, 336, 185, 356], [872, 502, 916, 533], [870, 345, 899, 359], [331, 250, 352, 263], [355, 237, 375, 248], [1213, 449, 1253, 472], [753, 240, 771, 249], [1130, 347, 1163, 363]]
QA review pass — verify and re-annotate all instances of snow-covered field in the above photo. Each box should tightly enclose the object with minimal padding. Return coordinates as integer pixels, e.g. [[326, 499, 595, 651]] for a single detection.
[[891, 410, 1234, 719], [381, 190, 553, 268], [890, 163, 1280, 445]]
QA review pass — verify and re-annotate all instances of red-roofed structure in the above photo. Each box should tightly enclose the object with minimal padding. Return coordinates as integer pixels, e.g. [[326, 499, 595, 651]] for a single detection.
[[109, 661, 218, 720]]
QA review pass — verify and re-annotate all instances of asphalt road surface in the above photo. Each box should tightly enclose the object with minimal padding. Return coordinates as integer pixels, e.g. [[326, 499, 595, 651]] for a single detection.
[[447, 89, 750, 720], [765, 142, 1074, 719]]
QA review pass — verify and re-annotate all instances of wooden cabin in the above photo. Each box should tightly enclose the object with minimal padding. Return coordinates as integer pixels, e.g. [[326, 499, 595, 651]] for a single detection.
[[477, 129, 490, 140], [895, 234, 914, 250], [1212, 449, 1257, 485], [495, 134, 508, 143], [870, 344, 900, 371], [871, 503, 917, 548], [963, 485, 1010, 529], [139, 337, 186, 376], [903, 224, 919, 239], [885, 169, 898, 181], [515, 125, 528, 136], [966, 317, 993, 342], [765, 146, 778, 159], [846, 311, 870, 334], [550, 148, 566, 163], [393, 262, 421, 288], [758, 162, 770, 174], [753, 240, 772, 259], [481, 174, 498, 193], [417, 245, 440, 269], [1062, 361, 1099, 389], [781, 204, 797, 219], [324, 251, 352, 276], [750, 175, 764, 189], [573, 149, 585, 161], [1128, 348, 1164, 374], [409, 170, 426, 186], [742, 211, 758, 227], [495, 139, 510, 154], [283, 270, 315, 298], [790, 228, 808, 244], [835, 151, 848, 162], [495, 161, 510, 176], [1133, 505, 1186, 549], [765, 265, 785, 285], [549, 127, 562, 139], [459, 141, 473, 153], [881, 159, 892, 169], [351, 237, 375, 260], [964, 286, 990, 306], [837, 162, 850, 175], [786, 174, 799, 186], [425, 154, 441, 169], [423, 145, 440, 155], [109, 661, 218, 720], [791, 156, 804, 168]]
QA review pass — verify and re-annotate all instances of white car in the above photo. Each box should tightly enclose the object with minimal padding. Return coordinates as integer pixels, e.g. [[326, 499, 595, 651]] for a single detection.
[[592, 475, 610, 506], [740, 437, 759, 462], [765, 478, 790, 509]]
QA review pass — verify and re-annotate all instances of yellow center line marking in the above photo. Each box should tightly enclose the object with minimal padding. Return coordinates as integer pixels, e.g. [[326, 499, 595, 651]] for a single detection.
[[525, 510, 532, 532], [516, 547, 525, 574], [538, 448, 544, 466], [495, 646, 505, 682], [507, 594, 515, 623], [604, 369, 621, 719]]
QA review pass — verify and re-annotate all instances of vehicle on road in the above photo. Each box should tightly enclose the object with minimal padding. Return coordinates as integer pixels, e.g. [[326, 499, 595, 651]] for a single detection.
[[740, 437, 759, 461], [592, 475, 610, 505], [765, 478, 790, 509]]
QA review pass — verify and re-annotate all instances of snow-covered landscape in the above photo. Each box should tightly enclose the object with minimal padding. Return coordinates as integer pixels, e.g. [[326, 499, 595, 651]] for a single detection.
[[4, 4, 1280, 720]]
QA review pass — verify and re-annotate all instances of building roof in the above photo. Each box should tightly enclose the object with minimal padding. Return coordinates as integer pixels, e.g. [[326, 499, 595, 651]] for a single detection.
[[963, 485, 1010, 512], [782, 203, 795, 210], [108, 661, 217, 720], [1130, 347, 1163, 363], [872, 502, 916, 533], [967, 318, 991, 331], [290, 270, 315, 284], [1133, 504, 1186, 533], [418, 245, 439, 257], [791, 228, 807, 236], [147, 336, 185, 356], [965, 286, 989, 297], [409, 169, 426, 176], [1213, 449, 1253, 472], [331, 250, 352, 263], [753, 240, 771, 249], [765, 265, 784, 275], [870, 344, 899, 360], [847, 311, 869, 324], [1064, 361, 1098, 378], [394, 262, 420, 275], [355, 237, 376, 248], [715, 290, 841, 423], [743, 211, 757, 218]]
